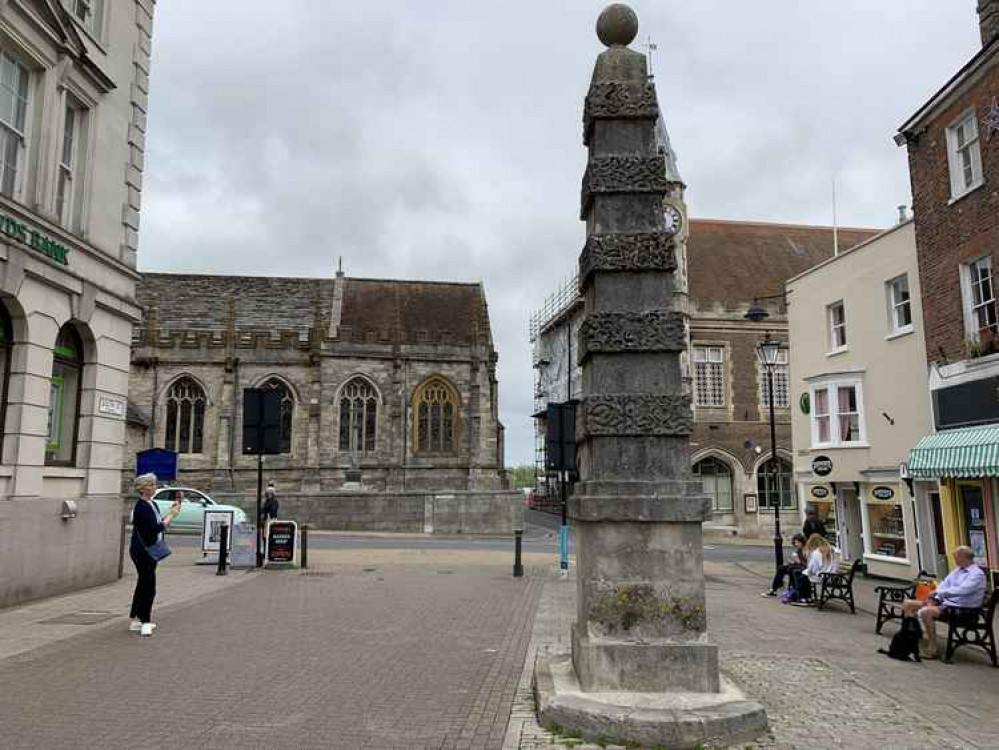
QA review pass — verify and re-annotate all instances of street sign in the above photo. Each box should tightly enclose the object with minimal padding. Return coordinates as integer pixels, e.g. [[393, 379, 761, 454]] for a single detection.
[[267, 520, 298, 564]]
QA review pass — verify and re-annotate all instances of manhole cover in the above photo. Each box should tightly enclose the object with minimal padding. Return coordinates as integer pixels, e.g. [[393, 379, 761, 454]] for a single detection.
[[41, 611, 117, 626]]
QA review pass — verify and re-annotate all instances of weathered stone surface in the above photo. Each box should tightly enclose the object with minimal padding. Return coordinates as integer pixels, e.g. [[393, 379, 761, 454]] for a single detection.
[[595, 3, 639, 47], [578, 232, 676, 281], [569, 493, 711, 522], [578, 394, 693, 437], [578, 309, 685, 360], [581, 155, 670, 217], [583, 82, 658, 145]]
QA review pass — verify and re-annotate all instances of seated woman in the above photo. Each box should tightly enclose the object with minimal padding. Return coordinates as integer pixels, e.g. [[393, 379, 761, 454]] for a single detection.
[[762, 534, 807, 597], [790, 533, 837, 606]]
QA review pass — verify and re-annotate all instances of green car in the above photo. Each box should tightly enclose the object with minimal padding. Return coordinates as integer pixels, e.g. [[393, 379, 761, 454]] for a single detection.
[[151, 487, 248, 533]]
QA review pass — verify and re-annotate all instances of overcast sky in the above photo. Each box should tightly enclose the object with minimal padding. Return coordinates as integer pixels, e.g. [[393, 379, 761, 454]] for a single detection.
[[141, 1, 981, 467]]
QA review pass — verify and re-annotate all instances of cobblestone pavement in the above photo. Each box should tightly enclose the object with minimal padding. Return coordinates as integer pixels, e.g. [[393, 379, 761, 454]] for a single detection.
[[0, 552, 546, 750], [506, 561, 999, 750]]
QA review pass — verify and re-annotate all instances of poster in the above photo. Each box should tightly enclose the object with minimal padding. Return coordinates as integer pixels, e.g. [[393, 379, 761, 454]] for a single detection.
[[202, 509, 235, 554], [969, 530, 988, 565], [267, 520, 297, 564]]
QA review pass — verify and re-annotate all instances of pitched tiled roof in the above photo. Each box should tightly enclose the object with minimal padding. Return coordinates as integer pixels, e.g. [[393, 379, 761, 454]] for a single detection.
[[687, 219, 881, 306], [135, 273, 493, 348]]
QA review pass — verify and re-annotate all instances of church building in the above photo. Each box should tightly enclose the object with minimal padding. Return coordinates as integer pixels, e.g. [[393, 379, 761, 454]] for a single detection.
[[126, 270, 507, 493]]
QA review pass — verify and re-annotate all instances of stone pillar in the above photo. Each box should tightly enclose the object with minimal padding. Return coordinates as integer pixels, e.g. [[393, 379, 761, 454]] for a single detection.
[[569, 4, 717, 695]]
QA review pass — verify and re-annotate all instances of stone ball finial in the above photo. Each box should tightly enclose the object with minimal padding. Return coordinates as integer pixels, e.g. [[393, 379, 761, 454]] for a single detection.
[[596, 3, 639, 47]]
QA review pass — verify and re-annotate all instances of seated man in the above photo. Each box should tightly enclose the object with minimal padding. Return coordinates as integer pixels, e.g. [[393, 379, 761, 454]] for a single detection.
[[901, 546, 986, 659]]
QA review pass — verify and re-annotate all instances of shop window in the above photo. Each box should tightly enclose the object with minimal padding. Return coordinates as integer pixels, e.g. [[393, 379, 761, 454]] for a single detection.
[[757, 457, 794, 510], [260, 377, 294, 454], [0, 51, 29, 197], [413, 377, 459, 453], [339, 377, 378, 454], [693, 457, 733, 512], [692, 346, 725, 407], [46, 325, 83, 465], [809, 380, 866, 448], [866, 491, 907, 560], [165, 377, 206, 455]]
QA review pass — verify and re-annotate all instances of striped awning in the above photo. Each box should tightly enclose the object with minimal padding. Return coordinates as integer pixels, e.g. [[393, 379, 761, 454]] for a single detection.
[[909, 425, 999, 479]]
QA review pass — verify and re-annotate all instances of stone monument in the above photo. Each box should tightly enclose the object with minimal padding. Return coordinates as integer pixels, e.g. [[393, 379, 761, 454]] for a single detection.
[[534, 6, 767, 747]]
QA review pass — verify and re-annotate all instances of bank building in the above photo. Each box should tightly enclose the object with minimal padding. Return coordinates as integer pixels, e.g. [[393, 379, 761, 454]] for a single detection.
[[0, 1, 157, 608]]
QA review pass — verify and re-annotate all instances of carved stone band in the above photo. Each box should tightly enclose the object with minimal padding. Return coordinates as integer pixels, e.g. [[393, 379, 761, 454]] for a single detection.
[[583, 82, 659, 145], [578, 310, 686, 360], [579, 394, 693, 437], [581, 156, 670, 217], [578, 233, 676, 282]]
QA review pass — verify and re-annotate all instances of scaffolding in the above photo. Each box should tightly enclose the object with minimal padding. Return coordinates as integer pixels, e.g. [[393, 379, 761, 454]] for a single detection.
[[529, 273, 581, 344]]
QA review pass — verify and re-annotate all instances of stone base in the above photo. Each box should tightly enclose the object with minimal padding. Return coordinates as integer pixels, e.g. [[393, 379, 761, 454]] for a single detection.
[[573, 625, 720, 693], [535, 654, 767, 749]]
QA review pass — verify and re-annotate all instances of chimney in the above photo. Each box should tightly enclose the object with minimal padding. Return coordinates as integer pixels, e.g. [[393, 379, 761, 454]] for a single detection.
[[897, 205, 909, 224], [980, 0, 999, 47]]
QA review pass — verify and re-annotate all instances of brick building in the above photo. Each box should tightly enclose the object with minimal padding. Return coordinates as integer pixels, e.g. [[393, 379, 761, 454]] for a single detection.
[[897, 0, 999, 569], [0, 1, 158, 608], [126, 271, 506, 494], [687, 220, 877, 539]]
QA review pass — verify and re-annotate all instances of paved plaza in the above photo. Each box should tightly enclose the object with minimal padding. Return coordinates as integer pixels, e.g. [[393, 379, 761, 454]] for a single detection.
[[0, 544, 997, 749]]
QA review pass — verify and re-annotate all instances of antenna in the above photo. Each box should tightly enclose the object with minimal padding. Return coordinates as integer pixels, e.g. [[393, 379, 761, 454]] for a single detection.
[[646, 36, 658, 80], [832, 177, 839, 257], [336, 256, 344, 279]]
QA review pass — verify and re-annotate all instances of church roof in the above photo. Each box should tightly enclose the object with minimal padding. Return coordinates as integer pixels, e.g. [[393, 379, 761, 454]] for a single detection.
[[687, 219, 881, 307], [135, 273, 492, 348]]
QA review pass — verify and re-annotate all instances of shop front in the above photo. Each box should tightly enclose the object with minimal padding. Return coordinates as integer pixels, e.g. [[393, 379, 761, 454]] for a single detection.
[[909, 425, 999, 570]]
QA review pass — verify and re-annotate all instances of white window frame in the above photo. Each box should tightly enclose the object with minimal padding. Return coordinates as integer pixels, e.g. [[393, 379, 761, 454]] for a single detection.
[[961, 255, 998, 339], [946, 110, 984, 201], [886, 274, 913, 336], [758, 349, 790, 409], [692, 345, 726, 408], [809, 379, 867, 448], [56, 104, 76, 227], [0, 50, 30, 199], [66, 0, 106, 40], [827, 301, 847, 353]]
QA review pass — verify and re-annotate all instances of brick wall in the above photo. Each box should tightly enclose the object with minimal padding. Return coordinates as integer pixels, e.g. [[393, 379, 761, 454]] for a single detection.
[[907, 59, 999, 364]]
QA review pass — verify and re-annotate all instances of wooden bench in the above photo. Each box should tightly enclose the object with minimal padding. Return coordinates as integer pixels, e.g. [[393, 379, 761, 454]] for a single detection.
[[817, 558, 863, 614], [943, 588, 998, 666]]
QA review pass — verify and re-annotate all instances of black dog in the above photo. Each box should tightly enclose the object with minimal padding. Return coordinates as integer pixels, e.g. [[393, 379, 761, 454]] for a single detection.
[[877, 616, 922, 662]]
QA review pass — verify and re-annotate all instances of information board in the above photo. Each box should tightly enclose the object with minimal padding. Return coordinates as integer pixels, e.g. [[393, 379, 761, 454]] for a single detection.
[[231, 522, 257, 568], [267, 520, 297, 564], [202, 509, 235, 555]]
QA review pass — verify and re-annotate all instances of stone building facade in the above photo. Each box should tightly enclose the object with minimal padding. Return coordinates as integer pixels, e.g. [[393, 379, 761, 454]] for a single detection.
[[896, 0, 999, 570], [126, 271, 506, 493], [0, 1, 157, 608]]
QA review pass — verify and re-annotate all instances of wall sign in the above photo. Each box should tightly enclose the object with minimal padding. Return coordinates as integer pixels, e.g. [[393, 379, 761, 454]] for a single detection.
[[0, 213, 69, 265], [744, 493, 758, 513], [799, 393, 810, 415], [810, 486, 830, 499], [811, 455, 833, 476], [871, 486, 895, 501], [98, 397, 125, 419]]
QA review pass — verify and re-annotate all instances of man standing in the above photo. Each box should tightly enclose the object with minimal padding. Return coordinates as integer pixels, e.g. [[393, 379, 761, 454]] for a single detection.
[[802, 506, 828, 540], [902, 546, 986, 659]]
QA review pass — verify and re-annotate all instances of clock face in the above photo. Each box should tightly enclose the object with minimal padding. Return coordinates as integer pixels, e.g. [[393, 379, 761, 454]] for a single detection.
[[664, 204, 683, 236]]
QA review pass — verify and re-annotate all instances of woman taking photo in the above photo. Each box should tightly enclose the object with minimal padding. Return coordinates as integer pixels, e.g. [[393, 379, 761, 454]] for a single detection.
[[129, 473, 181, 637]]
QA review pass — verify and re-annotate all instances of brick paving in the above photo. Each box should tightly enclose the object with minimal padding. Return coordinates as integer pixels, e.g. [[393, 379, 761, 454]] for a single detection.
[[0, 556, 546, 750], [506, 561, 999, 749]]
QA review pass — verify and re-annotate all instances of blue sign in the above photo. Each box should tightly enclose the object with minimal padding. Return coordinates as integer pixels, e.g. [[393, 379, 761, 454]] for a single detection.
[[136, 448, 178, 482]]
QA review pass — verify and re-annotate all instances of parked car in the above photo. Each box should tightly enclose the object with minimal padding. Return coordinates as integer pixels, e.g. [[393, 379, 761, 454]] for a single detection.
[[151, 487, 248, 533]]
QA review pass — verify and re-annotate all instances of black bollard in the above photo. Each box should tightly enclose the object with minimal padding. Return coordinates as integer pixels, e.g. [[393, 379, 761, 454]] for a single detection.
[[217, 524, 229, 576], [513, 528, 523, 578], [301, 525, 309, 569]]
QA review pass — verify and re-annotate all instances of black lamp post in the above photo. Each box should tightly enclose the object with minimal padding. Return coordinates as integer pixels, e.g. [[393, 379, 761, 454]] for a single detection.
[[745, 298, 785, 573]]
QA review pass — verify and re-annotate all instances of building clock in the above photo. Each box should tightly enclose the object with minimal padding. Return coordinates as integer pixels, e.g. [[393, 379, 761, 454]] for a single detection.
[[664, 204, 683, 236]]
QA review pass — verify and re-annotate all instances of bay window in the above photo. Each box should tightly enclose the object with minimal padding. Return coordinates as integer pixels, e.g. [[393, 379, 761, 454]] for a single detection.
[[810, 380, 866, 447]]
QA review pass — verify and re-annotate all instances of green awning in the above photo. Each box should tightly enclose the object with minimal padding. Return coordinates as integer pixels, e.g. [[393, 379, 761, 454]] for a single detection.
[[909, 425, 999, 479]]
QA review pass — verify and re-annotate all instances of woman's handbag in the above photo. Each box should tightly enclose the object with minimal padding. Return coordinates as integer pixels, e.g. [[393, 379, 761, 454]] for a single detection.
[[144, 537, 172, 562]]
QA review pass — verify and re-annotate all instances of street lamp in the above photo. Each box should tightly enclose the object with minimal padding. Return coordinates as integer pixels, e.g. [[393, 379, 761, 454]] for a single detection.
[[745, 299, 785, 573]]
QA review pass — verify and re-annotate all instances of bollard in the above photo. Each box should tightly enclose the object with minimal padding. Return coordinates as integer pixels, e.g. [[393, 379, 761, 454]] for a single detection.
[[217, 525, 229, 576], [513, 528, 524, 578], [301, 525, 309, 569]]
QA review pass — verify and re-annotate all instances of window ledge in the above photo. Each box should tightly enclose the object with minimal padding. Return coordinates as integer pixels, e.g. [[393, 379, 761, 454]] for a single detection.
[[885, 328, 914, 341], [810, 442, 870, 450], [826, 347, 849, 358], [864, 553, 912, 566], [948, 180, 985, 206], [43, 467, 86, 478]]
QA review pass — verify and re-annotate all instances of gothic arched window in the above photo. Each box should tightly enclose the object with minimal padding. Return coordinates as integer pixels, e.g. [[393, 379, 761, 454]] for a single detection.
[[693, 457, 733, 512], [413, 378, 459, 453], [46, 324, 83, 465], [261, 377, 294, 453], [339, 377, 377, 454], [757, 457, 795, 510], [165, 377, 206, 454]]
